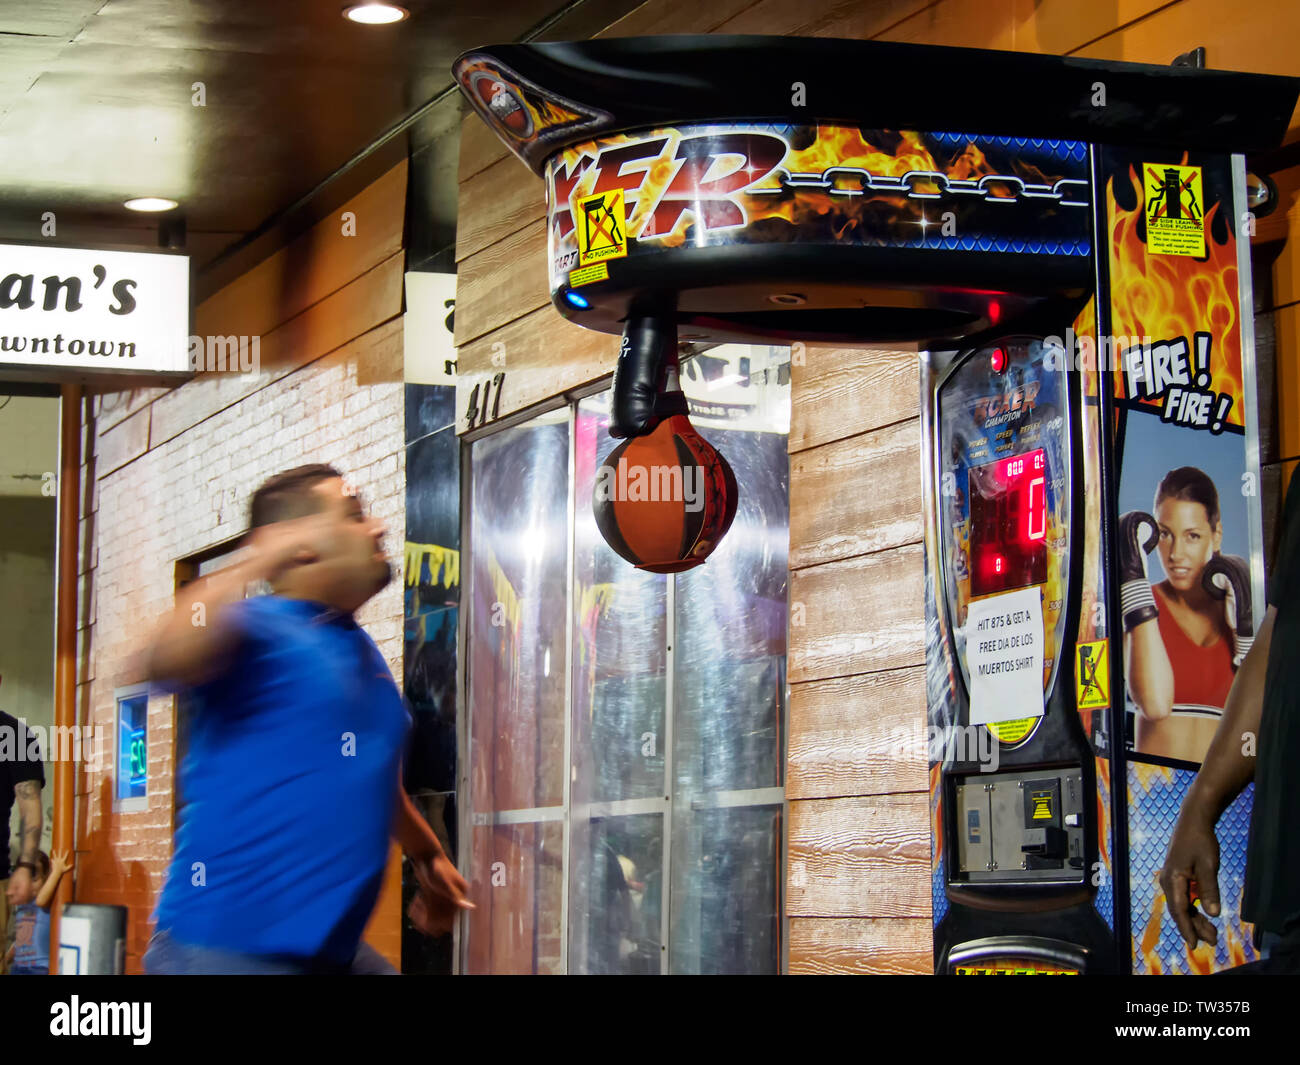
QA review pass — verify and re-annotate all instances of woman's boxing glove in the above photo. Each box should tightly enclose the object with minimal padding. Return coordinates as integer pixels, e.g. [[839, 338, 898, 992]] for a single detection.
[[1202, 554, 1254, 667], [1118, 510, 1160, 633]]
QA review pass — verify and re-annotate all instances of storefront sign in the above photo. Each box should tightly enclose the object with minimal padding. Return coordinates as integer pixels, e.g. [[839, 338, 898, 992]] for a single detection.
[[0, 243, 189, 379], [403, 271, 457, 386]]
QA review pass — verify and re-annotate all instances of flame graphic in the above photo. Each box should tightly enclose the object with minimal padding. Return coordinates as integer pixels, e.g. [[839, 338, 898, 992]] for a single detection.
[[1095, 756, 1111, 869], [551, 126, 1070, 251], [459, 59, 581, 139], [1133, 765, 1257, 974], [1107, 165, 1245, 427]]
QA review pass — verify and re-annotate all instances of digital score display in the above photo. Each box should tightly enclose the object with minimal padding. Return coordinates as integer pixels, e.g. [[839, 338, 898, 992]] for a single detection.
[[969, 448, 1048, 598]]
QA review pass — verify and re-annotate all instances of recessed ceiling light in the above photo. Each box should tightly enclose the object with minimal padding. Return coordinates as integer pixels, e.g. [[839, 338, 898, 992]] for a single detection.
[[343, 3, 409, 23], [124, 197, 179, 213]]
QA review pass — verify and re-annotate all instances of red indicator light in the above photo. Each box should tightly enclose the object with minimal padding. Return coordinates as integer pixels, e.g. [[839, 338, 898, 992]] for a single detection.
[[990, 347, 1007, 374], [988, 300, 1002, 325]]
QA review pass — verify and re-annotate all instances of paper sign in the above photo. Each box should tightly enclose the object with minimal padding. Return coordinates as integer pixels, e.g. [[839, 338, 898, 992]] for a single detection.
[[966, 586, 1044, 725]]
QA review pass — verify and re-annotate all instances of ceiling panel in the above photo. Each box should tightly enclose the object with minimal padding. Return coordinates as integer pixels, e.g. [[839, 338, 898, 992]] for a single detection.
[[0, 0, 630, 283]]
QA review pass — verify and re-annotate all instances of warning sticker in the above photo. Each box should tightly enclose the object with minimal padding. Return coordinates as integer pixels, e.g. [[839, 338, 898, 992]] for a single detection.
[[1030, 791, 1054, 820], [985, 717, 1041, 747], [1075, 639, 1109, 710], [1144, 163, 1205, 257], [576, 188, 627, 266], [568, 262, 609, 287]]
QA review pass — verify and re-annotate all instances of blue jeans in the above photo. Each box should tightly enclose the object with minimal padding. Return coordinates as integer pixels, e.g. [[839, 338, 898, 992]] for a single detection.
[[142, 929, 398, 975]]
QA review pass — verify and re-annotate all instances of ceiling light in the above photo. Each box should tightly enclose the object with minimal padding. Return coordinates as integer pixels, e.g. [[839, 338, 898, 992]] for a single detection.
[[343, 3, 409, 23], [124, 197, 178, 212]]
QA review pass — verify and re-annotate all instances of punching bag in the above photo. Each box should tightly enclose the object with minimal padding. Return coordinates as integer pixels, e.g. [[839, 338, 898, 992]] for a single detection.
[[593, 314, 738, 573]]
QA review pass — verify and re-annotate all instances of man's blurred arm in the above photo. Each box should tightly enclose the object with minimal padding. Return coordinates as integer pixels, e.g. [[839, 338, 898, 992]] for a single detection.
[[392, 778, 474, 935], [1186, 605, 1274, 818], [142, 519, 317, 687], [392, 786, 446, 861], [1160, 605, 1274, 946]]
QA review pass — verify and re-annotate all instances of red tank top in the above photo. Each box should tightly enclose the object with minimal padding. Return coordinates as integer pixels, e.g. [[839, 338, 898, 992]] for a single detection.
[[1153, 584, 1234, 710]]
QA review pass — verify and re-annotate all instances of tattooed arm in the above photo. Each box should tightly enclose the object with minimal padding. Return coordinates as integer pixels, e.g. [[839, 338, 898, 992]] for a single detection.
[[9, 779, 43, 905]]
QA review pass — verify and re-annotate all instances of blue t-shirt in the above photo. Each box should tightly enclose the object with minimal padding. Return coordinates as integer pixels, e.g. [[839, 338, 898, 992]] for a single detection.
[[154, 596, 410, 963], [12, 903, 49, 972]]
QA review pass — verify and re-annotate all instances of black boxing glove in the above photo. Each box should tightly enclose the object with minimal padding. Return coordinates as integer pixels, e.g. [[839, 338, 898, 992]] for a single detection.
[[1202, 554, 1254, 667], [1118, 510, 1160, 633], [610, 314, 688, 439]]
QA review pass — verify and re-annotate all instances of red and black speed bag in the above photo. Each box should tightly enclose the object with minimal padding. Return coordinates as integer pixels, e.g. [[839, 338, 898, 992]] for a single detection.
[[592, 414, 738, 573]]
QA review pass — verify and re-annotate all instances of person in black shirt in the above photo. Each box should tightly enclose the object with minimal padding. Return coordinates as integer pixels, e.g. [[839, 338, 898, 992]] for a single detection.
[[1, 697, 46, 975], [1161, 466, 1300, 966]]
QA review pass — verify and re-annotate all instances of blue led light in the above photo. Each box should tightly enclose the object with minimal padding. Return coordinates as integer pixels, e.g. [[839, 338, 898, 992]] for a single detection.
[[563, 289, 590, 309]]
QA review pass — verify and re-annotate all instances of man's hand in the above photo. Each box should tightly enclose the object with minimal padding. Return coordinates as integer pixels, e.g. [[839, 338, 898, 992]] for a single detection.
[[408, 853, 474, 937], [143, 510, 337, 687], [1159, 800, 1221, 948], [6, 865, 34, 906], [241, 511, 335, 582]]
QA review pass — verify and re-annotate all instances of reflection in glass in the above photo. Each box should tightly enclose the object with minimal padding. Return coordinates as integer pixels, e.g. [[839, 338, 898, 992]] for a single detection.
[[465, 413, 568, 975], [668, 805, 782, 973], [467, 415, 569, 814], [467, 822, 564, 975], [462, 345, 789, 974], [572, 395, 667, 807], [672, 345, 789, 973], [567, 814, 663, 975]]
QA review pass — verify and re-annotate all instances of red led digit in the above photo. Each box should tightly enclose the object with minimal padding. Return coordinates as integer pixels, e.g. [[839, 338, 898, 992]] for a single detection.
[[1028, 476, 1046, 541], [968, 447, 1049, 597]]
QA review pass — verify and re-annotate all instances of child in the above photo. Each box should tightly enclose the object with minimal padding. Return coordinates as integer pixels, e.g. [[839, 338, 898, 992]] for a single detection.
[[4, 850, 72, 975]]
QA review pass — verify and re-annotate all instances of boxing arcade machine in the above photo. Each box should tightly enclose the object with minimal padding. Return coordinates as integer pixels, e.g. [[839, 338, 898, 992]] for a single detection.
[[453, 35, 1298, 974]]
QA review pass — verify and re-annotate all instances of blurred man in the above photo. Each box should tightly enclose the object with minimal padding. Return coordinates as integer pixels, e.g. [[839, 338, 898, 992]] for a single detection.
[[1, 678, 45, 976], [142, 464, 471, 974], [1161, 468, 1299, 969]]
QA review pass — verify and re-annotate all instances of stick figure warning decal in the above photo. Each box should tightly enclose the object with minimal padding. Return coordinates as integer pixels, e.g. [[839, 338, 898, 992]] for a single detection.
[[576, 188, 627, 267], [1075, 639, 1109, 710], [1143, 163, 1205, 258]]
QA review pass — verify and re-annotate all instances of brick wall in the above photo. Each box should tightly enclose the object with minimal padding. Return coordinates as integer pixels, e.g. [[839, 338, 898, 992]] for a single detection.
[[74, 162, 409, 973]]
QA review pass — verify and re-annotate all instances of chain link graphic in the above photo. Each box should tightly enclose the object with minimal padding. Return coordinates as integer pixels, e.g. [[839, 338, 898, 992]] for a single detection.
[[749, 167, 1090, 207]]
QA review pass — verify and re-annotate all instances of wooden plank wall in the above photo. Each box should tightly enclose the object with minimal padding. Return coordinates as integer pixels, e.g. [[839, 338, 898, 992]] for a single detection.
[[452, 0, 1300, 973]]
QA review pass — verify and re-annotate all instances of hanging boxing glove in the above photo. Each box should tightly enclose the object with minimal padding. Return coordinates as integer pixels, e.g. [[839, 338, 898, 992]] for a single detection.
[[595, 310, 738, 571], [1118, 510, 1160, 633], [610, 313, 688, 439], [1202, 554, 1254, 667]]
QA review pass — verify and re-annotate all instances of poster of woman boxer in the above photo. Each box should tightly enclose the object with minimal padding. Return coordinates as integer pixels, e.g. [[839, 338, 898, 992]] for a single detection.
[[1104, 153, 1266, 769], [1117, 421, 1255, 763], [1100, 148, 1270, 976]]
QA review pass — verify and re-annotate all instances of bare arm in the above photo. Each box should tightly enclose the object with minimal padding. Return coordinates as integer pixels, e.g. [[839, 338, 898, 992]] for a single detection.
[[142, 517, 325, 687], [15, 780, 41, 867], [1184, 604, 1274, 818], [392, 777, 445, 861], [393, 773, 473, 934], [1159, 605, 1275, 947], [34, 852, 72, 911], [1125, 613, 1176, 720]]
